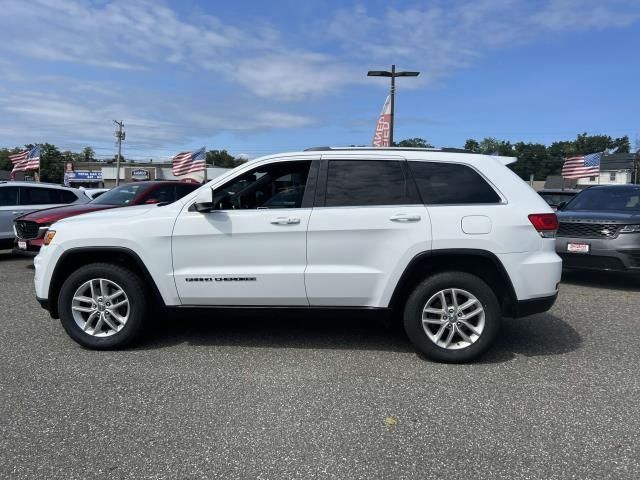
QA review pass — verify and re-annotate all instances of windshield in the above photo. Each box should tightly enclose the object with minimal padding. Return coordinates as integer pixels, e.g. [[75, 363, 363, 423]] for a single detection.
[[91, 184, 145, 206], [565, 187, 640, 211]]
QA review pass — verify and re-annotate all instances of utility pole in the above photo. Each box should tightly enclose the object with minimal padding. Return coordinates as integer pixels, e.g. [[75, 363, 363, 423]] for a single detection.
[[367, 65, 419, 146], [113, 120, 125, 186]]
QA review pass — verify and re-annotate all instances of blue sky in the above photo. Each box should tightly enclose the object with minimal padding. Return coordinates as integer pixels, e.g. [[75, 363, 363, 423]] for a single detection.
[[0, 0, 638, 160]]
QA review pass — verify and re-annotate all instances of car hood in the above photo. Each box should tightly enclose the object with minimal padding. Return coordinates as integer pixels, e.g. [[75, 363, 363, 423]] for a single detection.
[[558, 210, 640, 224], [53, 204, 156, 226], [17, 203, 118, 224]]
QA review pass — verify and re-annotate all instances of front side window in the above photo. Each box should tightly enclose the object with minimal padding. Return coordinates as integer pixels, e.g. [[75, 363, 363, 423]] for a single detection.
[[324, 160, 414, 207], [0, 187, 18, 206], [213, 161, 311, 210], [408, 161, 501, 205]]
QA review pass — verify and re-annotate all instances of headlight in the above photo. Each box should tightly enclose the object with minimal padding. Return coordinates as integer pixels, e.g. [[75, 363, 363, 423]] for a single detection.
[[620, 225, 640, 233], [43, 230, 56, 245]]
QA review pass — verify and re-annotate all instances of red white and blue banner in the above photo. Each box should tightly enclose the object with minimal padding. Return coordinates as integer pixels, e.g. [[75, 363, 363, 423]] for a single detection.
[[10, 145, 40, 179], [372, 95, 391, 147], [172, 147, 206, 176]]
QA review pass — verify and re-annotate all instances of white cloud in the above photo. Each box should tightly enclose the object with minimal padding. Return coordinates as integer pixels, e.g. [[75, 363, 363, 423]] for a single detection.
[[0, 0, 638, 152]]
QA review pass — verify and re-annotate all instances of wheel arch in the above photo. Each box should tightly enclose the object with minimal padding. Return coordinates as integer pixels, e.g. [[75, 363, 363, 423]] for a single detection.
[[48, 247, 165, 319], [388, 249, 518, 316]]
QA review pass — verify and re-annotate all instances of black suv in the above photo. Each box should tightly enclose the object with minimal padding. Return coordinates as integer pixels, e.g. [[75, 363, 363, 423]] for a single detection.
[[556, 185, 640, 272]]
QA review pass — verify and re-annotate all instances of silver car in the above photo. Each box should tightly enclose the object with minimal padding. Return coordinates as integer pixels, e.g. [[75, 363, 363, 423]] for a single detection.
[[0, 182, 89, 249]]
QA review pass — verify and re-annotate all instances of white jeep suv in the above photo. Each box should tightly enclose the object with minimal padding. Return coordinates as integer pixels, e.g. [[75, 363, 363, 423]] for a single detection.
[[33, 148, 561, 362]]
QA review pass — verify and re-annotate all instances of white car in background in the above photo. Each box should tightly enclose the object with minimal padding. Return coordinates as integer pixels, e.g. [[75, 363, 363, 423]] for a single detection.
[[0, 182, 88, 249]]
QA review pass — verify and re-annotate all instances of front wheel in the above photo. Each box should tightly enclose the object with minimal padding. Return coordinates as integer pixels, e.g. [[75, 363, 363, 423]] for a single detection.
[[58, 263, 148, 349], [403, 272, 500, 363]]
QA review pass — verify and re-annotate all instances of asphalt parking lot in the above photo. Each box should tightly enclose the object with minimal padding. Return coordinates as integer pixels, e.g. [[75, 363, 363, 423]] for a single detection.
[[1, 252, 639, 480]]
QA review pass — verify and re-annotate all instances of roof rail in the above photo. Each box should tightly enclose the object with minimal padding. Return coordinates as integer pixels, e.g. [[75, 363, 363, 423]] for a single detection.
[[303, 146, 472, 154]]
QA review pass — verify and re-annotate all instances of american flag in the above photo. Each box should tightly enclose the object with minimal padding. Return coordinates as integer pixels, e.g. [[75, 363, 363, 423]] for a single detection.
[[561, 152, 602, 179], [172, 147, 206, 176], [10, 149, 29, 178], [11, 146, 40, 172]]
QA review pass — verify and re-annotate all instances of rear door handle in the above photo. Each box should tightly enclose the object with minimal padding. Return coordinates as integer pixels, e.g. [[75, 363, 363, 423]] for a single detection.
[[390, 214, 421, 222], [270, 217, 301, 225]]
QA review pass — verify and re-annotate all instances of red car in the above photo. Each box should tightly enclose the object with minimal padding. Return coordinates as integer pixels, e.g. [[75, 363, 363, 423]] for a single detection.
[[14, 181, 199, 252]]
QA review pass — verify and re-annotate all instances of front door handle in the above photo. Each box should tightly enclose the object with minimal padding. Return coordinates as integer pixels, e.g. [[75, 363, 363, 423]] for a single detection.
[[390, 214, 421, 222], [270, 217, 301, 225]]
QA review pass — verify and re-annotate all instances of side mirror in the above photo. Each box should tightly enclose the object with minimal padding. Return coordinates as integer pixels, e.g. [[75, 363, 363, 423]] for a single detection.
[[556, 201, 567, 211], [193, 187, 214, 212]]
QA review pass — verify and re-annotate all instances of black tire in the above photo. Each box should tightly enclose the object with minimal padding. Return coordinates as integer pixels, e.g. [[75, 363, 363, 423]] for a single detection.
[[403, 271, 500, 363], [58, 263, 148, 349]]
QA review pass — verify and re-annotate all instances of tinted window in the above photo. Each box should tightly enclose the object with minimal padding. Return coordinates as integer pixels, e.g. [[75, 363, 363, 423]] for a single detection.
[[213, 161, 311, 210], [408, 162, 501, 205], [325, 160, 414, 207], [92, 184, 145, 205], [175, 184, 198, 199], [0, 186, 18, 206], [60, 190, 79, 203], [20, 187, 66, 205], [142, 185, 175, 204], [539, 192, 576, 206], [565, 187, 640, 211]]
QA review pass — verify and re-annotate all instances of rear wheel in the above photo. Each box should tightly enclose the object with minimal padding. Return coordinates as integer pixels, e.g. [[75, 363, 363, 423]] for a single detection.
[[58, 263, 147, 349], [403, 271, 500, 363]]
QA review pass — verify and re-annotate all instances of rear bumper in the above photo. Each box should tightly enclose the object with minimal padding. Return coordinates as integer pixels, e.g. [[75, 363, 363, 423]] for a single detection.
[[511, 293, 558, 318], [556, 235, 640, 272]]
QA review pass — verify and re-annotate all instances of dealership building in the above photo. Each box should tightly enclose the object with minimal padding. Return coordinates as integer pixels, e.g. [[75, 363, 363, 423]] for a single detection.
[[64, 161, 231, 188]]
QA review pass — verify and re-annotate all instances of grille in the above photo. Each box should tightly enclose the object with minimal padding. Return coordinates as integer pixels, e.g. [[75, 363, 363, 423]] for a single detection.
[[558, 221, 621, 239], [15, 220, 41, 240], [559, 253, 625, 271]]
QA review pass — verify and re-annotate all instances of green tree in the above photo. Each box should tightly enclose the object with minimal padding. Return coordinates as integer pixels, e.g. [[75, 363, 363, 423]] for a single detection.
[[464, 139, 480, 152], [82, 146, 95, 161], [38, 143, 65, 183], [206, 150, 247, 168], [395, 137, 434, 148]]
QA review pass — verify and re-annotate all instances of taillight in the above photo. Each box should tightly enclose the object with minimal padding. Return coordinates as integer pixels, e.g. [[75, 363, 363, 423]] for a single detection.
[[528, 213, 558, 238]]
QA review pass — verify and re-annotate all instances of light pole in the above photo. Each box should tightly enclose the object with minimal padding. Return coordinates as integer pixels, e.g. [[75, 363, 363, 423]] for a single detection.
[[367, 65, 419, 146], [113, 120, 125, 186]]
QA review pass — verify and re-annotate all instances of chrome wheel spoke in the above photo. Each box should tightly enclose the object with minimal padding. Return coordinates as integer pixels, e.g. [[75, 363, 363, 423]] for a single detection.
[[456, 325, 473, 344], [108, 289, 125, 301], [459, 319, 481, 336], [439, 291, 448, 310], [423, 318, 447, 325], [458, 298, 478, 311], [110, 299, 128, 309], [424, 307, 444, 316], [109, 310, 127, 324], [462, 307, 483, 321], [433, 324, 447, 342], [72, 305, 95, 313], [450, 289, 458, 308], [443, 326, 455, 348], [102, 315, 118, 331]]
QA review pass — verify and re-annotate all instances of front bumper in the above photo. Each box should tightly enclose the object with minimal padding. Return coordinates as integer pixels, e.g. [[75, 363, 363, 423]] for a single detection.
[[556, 235, 640, 272]]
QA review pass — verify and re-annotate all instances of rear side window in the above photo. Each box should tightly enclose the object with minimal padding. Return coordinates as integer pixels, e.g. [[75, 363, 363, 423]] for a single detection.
[[408, 162, 501, 205], [59, 190, 79, 203], [325, 160, 416, 207], [0, 187, 19, 206], [19, 187, 69, 205]]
